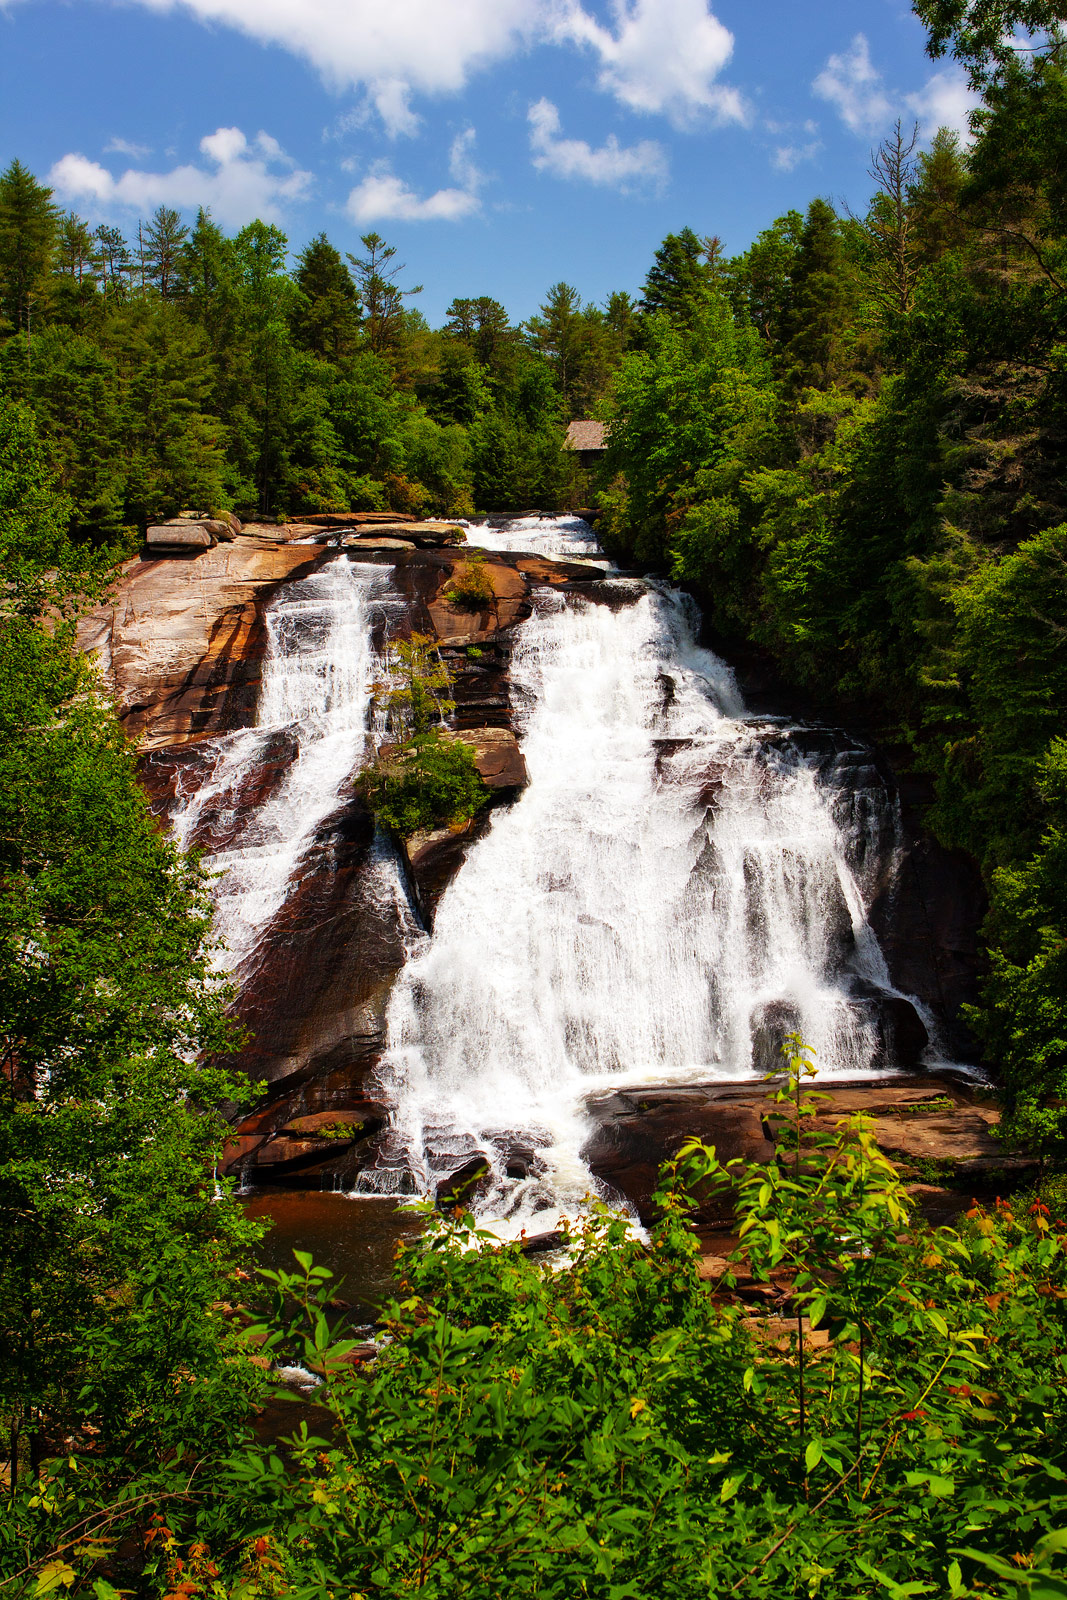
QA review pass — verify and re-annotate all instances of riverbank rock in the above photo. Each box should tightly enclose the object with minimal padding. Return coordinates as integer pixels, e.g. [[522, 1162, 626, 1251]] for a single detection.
[[582, 1075, 1023, 1224]]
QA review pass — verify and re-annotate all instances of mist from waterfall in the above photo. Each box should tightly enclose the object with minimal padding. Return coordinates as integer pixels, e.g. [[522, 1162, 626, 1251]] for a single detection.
[[169, 557, 393, 973]]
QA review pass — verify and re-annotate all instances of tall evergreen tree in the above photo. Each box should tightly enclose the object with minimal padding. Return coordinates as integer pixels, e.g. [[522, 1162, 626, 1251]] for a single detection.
[[93, 223, 132, 303], [346, 231, 422, 359], [293, 233, 360, 362], [526, 282, 584, 412], [143, 204, 188, 300], [0, 160, 60, 345], [638, 227, 714, 324], [781, 198, 855, 393]]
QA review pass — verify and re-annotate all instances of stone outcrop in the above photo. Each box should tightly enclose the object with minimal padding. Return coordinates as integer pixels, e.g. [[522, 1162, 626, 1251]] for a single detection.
[[78, 535, 331, 749], [583, 1075, 1024, 1225]]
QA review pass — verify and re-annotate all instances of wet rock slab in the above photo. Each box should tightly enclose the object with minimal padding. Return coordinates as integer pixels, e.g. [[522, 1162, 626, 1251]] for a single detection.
[[583, 1075, 1022, 1224]]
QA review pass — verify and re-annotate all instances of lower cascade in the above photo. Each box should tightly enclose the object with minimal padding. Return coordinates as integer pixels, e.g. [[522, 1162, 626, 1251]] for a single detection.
[[356, 520, 941, 1226]]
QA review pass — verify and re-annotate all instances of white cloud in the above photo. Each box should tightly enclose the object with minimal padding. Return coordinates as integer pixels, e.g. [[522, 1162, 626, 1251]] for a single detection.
[[904, 69, 978, 140], [345, 129, 484, 222], [553, 0, 745, 127], [528, 97, 668, 189], [772, 141, 821, 173], [126, 0, 540, 129], [814, 33, 979, 143], [109, 0, 745, 136], [448, 127, 483, 192], [103, 136, 153, 159], [371, 79, 422, 138], [813, 34, 894, 136], [48, 127, 312, 226]]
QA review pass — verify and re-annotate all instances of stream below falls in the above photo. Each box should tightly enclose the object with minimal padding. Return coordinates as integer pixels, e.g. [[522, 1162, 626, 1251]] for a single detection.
[[163, 514, 958, 1244]]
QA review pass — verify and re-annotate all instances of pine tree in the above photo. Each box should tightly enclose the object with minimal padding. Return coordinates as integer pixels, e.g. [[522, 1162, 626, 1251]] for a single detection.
[[525, 282, 584, 412], [346, 232, 422, 359], [93, 224, 132, 304], [143, 205, 189, 299], [782, 198, 854, 393], [0, 159, 60, 345], [53, 215, 102, 332], [293, 232, 359, 362], [909, 128, 969, 263], [638, 227, 714, 324]]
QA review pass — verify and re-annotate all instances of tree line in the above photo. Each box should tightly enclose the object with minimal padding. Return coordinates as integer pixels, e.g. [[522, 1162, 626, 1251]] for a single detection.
[[0, 172, 645, 529]]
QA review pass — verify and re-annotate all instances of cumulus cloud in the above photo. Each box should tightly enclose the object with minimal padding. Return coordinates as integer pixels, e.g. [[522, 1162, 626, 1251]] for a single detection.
[[812, 35, 894, 136], [126, 0, 539, 129], [48, 127, 312, 226], [553, 0, 745, 127], [345, 129, 483, 222], [528, 98, 668, 188], [109, 0, 745, 135], [814, 33, 978, 142], [772, 141, 821, 174], [904, 69, 978, 140]]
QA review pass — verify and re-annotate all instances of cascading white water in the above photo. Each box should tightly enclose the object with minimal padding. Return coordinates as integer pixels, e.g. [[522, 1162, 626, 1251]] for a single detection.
[[463, 514, 608, 564], [366, 533, 928, 1224], [169, 557, 394, 972]]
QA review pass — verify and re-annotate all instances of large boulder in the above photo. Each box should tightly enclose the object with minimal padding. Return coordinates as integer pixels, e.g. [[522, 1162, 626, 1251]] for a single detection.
[[147, 523, 217, 550]]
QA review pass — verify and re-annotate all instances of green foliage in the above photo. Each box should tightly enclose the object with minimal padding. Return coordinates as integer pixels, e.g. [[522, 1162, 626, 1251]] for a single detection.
[[19, 1045, 1067, 1597], [364, 728, 489, 836], [444, 546, 494, 609], [0, 398, 263, 1519], [361, 633, 489, 835]]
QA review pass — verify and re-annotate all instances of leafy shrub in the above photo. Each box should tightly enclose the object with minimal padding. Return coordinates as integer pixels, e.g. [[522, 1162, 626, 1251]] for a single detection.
[[444, 547, 494, 610], [12, 1045, 1067, 1597], [363, 730, 488, 836]]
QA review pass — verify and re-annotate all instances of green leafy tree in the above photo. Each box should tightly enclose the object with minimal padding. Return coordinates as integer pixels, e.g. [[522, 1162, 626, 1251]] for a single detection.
[[0, 398, 261, 1502]]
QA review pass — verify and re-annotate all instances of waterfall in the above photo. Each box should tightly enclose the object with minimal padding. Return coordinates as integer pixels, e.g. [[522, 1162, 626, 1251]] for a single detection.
[[169, 556, 393, 973], [364, 532, 931, 1225]]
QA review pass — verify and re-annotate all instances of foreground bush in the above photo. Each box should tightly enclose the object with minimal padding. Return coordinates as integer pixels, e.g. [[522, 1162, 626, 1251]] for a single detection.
[[13, 1048, 1067, 1598]]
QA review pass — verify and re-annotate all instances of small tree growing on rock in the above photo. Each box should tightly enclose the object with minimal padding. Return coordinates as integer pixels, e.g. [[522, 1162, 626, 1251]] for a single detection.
[[362, 632, 488, 836]]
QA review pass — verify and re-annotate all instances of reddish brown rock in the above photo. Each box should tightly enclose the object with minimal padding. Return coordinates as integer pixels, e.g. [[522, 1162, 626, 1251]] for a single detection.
[[582, 1075, 1015, 1225], [445, 727, 527, 789], [78, 540, 330, 749]]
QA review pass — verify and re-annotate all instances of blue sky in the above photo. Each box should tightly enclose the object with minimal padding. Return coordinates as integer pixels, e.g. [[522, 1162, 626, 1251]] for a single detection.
[[0, 0, 976, 324]]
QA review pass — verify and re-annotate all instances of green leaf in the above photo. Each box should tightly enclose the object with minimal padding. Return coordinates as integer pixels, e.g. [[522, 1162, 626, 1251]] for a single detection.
[[805, 1438, 824, 1472]]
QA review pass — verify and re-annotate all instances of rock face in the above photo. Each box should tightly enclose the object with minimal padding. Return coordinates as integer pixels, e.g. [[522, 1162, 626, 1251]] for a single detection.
[[79, 535, 330, 749], [584, 1076, 1023, 1225]]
